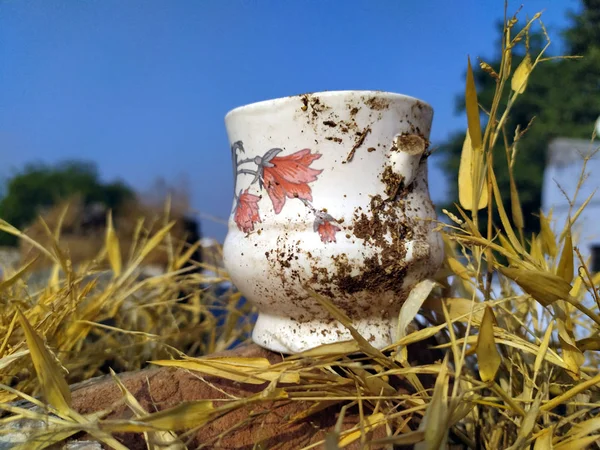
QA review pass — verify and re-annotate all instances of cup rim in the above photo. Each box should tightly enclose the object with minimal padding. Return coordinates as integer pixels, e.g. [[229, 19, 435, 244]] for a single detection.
[[224, 90, 432, 121]]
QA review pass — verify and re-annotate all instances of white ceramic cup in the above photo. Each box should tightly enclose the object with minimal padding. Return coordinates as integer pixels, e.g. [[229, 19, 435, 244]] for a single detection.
[[223, 90, 443, 354]]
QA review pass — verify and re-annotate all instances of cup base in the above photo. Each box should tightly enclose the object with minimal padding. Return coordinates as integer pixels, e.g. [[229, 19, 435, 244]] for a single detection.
[[252, 312, 399, 354]]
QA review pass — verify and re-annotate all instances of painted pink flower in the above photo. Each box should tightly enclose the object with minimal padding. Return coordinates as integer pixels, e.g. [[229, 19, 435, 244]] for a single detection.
[[314, 212, 340, 243], [234, 189, 261, 233], [262, 149, 322, 214]]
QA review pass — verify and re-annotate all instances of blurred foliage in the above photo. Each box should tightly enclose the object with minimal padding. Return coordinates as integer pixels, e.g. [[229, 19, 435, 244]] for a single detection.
[[439, 0, 600, 235], [0, 160, 134, 246]]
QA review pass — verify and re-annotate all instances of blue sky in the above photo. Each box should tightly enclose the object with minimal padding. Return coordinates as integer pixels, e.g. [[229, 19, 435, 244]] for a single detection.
[[0, 0, 579, 241]]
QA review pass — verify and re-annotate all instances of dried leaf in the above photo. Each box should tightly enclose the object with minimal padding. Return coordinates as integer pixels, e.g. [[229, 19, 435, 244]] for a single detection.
[[576, 337, 600, 352], [476, 306, 501, 382], [533, 427, 553, 450], [507, 394, 542, 450], [465, 56, 482, 149], [568, 417, 600, 440], [529, 234, 546, 267], [541, 371, 600, 412], [0, 349, 29, 371], [422, 297, 484, 324], [447, 256, 472, 280], [396, 279, 436, 360], [110, 368, 185, 449], [498, 233, 518, 256], [512, 53, 532, 94], [510, 174, 524, 231], [557, 319, 584, 378], [557, 228, 574, 283], [370, 431, 425, 447], [555, 435, 600, 450], [540, 210, 558, 258], [458, 131, 487, 211], [353, 366, 396, 396], [393, 323, 447, 349], [534, 322, 554, 379], [571, 272, 585, 299], [16, 309, 72, 415], [415, 354, 449, 450], [498, 267, 571, 307], [490, 167, 525, 254]]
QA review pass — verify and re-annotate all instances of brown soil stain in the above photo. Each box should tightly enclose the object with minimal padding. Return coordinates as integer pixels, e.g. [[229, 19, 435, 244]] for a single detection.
[[394, 133, 429, 156], [365, 96, 390, 111]]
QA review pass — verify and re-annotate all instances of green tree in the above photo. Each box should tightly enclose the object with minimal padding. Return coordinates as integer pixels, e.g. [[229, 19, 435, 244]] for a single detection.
[[0, 160, 134, 246], [439, 0, 600, 235]]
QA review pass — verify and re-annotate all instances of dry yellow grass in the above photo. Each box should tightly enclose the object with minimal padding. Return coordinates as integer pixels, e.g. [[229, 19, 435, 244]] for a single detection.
[[18, 193, 201, 271], [2, 6, 600, 449]]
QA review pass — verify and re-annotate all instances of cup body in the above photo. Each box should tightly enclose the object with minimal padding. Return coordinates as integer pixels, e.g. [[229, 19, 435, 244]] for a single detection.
[[223, 90, 443, 353]]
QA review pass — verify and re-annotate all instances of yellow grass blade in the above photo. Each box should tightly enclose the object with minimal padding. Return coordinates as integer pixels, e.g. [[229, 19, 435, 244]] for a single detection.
[[0, 219, 57, 263], [476, 306, 501, 382], [560, 190, 596, 242], [0, 349, 29, 371], [447, 256, 472, 280], [105, 210, 122, 277], [369, 431, 426, 447], [138, 221, 176, 261], [16, 309, 72, 415], [0, 257, 39, 292], [541, 371, 600, 412], [288, 340, 360, 359], [498, 233, 518, 256], [352, 366, 396, 396], [12, 428, 81, 450], [465, 57, 482, 150], [568, 417, 600, 440], [150, 358, 299, 384], [102, 401, 215, 432], [337, 413, 386, 447], [509, 174, 524, 232], [308, 289, 387, 361], [432, 333, 569, 371], [508, 394, 542, 450], [175, 241, 202, 270], [110, 368, 185, 449]]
